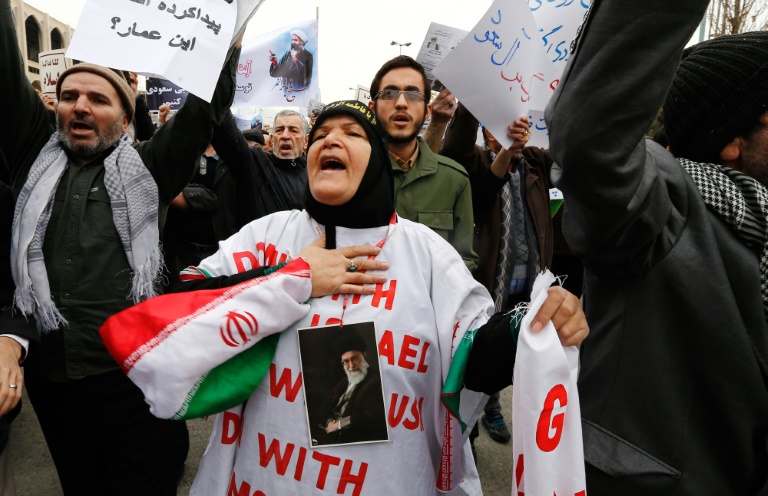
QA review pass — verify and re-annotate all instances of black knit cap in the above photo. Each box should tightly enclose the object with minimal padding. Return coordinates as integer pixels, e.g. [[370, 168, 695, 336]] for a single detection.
[[304, 100, 394, 249], [663, 31, 768, 164]]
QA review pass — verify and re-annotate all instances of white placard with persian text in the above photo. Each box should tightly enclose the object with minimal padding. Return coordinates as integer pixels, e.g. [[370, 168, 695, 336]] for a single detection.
[[66, 0, 239, 102], [434, 0, 553, 149], [38, 49, 70, 96]]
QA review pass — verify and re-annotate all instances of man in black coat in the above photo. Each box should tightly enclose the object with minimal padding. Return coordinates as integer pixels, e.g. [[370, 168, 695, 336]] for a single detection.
[[210, 109, 308, 224], [547, 0, 768, 493]]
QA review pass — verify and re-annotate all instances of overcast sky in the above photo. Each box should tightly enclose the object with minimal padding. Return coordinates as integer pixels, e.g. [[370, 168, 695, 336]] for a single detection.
[[26, 0, 494, 103]]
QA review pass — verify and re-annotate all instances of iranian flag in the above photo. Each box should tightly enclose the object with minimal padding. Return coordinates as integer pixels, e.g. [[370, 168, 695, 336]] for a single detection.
[[99, 259, 312, 420]]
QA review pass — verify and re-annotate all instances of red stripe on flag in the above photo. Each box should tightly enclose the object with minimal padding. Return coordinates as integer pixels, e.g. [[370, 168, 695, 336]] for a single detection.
[[99, 259, 310, 373]]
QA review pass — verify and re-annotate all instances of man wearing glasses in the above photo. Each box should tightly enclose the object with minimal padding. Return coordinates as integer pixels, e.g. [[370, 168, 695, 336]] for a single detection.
[[313, 332, 387, 446], [368, 56, 478, 272]]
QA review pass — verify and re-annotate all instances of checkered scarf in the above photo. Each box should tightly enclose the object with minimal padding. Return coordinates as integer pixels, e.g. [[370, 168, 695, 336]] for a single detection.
[[680, 158, 768, 323], [11, 132, 162, 332]]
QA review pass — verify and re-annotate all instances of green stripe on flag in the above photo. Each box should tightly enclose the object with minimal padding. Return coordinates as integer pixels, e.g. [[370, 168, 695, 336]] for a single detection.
[[174, 334, 280, 420], [440, 312, 525, 433], [441, 329, 477, 433], [197, 267, 214, 279]]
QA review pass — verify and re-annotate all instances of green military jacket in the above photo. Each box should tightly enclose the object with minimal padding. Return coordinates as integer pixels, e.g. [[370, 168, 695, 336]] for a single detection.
[[392, 138, 478, 272]]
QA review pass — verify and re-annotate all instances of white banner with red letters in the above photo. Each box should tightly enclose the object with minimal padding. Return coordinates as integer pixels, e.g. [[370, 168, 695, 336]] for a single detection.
[[512, 271, 586, 496]]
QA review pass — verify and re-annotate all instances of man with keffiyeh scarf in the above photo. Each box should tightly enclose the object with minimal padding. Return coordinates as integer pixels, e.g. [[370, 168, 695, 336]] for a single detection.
[[0, 0, 245, 492], [546, 0, 768, 494]]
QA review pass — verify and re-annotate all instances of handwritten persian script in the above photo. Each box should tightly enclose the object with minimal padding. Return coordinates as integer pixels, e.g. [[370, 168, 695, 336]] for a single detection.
[[67, 0, 239, 102]]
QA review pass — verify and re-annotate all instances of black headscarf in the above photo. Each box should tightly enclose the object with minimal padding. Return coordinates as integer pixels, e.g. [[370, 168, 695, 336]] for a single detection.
[[304, 100, 394, 249]]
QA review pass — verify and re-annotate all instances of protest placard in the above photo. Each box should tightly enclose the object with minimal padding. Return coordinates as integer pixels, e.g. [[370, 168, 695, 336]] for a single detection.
[[145, 76, 189, 110], [414, 22, 468, 85], [38, 49, 70, 96], [307, 98, 324, 117], [527, 109, 549, 148], [66, 0, 247, 103], [233, 113, 262, 131], [434, 0, 553, 149], [233, 19, 320, 108], [355, 86, 371, 107], [530, 0, 591, 76]]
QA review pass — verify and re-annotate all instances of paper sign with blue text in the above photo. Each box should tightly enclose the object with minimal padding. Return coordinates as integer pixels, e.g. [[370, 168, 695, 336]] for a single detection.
[[527, 109, 549, 148], [433, 0, 553, 149], [66, 0, 239, 103], [530, 0, 591, 76]]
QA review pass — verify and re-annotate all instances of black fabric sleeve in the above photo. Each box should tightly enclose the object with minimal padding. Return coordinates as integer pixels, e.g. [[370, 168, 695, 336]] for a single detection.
[[133, 95, 156, 142], [211, 111, 260, 226], [464, 312, 517, 395], [0, 0, 54, 193], [182, 184, 219, 213], [171, 267, 267, 293]]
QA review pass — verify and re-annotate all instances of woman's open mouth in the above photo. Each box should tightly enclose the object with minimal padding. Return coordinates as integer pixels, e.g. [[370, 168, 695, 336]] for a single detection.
[[320, 158, 346, 171]]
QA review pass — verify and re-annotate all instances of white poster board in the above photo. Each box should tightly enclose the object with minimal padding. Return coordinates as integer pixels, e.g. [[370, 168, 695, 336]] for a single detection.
[[433, 0, 553, 149], [527, 109, 549, 148], [414, 22, 468, 85], [38, 49, 70, 96], [530, 0, 591, 77], [355, 86, 371, 107], [66, 0, 241, 102]]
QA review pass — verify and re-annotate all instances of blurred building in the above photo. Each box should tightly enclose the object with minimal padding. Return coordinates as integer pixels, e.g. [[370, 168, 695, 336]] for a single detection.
[[9, 0, 74, 83]]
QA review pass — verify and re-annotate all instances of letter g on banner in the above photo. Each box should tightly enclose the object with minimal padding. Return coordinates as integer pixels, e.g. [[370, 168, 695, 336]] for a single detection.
[[535, 384, 568, 452]]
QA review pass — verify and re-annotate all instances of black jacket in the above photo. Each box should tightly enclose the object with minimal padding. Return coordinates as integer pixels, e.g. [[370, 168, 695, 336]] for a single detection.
[[212, 111, 307, 224], [547, 0, 767, 493]]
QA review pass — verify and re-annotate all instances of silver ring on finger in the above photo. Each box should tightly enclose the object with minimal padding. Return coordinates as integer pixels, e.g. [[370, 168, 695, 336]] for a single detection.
[[8, 384, 17, 389], [346, 259, 359, 273]]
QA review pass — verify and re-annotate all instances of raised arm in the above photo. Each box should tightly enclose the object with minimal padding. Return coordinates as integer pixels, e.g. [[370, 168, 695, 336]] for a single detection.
[[423, 88, 457, 153], [0, 0, 53, 190], [135, 46, 241, 203], [210, 110, 261, 225], [132, 95, 156, 142], [440, 102, 481, 173], [545, 0, 709, 272]]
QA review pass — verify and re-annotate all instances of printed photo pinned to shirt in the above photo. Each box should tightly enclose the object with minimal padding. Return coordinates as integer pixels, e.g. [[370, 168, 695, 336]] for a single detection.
[[297, 321, 389, 448]]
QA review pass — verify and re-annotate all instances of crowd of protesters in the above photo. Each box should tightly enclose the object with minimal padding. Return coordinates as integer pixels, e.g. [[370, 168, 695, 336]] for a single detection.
[[2, 0, 768, 494]]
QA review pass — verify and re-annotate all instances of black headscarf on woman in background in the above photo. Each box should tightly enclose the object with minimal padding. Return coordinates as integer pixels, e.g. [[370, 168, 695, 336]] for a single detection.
[[303, 101, 394, 249]]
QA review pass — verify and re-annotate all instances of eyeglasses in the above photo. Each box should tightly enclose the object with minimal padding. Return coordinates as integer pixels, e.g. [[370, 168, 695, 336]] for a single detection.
[[341, 354, 363, 366], [374, 89, 426, 102]]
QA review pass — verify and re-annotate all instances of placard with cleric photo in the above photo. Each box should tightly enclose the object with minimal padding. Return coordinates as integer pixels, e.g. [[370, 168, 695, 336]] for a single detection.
[[298, 322, 389, 448]]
